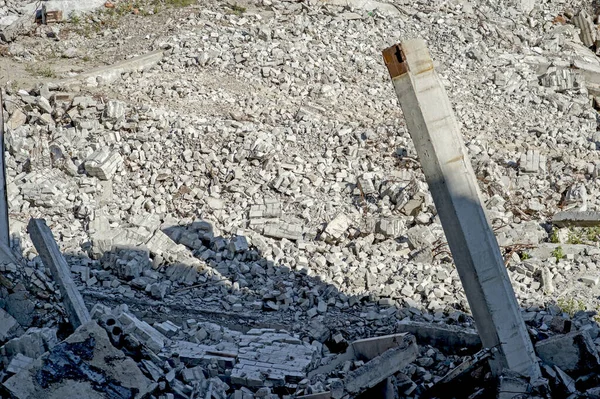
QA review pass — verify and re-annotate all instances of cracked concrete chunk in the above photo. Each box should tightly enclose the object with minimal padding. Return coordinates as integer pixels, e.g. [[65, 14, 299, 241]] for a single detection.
[[85, 148, 123, 180], [535, 330, 600, 377], [2, 321, 151, 399]]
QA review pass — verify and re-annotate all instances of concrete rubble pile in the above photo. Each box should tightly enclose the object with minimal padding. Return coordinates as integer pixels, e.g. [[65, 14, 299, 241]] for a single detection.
[[5, 0, 600, 397]]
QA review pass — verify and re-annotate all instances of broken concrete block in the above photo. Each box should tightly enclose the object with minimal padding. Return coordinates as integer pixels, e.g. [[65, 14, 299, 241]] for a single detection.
[[497, 370, 532, 399], [406, 225, 437, 249], [101, 245, 151, 280], [375, 218, 405, 238], [249, 201, 282, 219], [581, 275, 599, 286], [351, 333, 411, 361], [181, 366, 206, 384], [5, 353, 34, 375], [262, 222, 303, 241], [229, 236, 249, 253], [167, 340, 237, 368], [2, 321, 152, 399], [104, 100, 125, 120], [357, 174, 376, 196], [573, 10, 596, 47], [0, 327, 58, 366], [84, 147, 123, 180], [6, 109, 26, 130], [118, 312, 168, 353], [0, 308, 22, 343], [5, 291, 36, 327], [344, 334, 417, 393], [539, 67, 582, 91], [395, 320, 481, 354], [519, 149, 546, 174], [323, 213, 352, 241], [535, 330, 600, 376]]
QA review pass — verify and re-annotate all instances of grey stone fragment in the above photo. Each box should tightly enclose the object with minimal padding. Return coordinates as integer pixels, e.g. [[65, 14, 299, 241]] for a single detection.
[[118, 312, 168, 353], [519, 150, 546, 174], [5, 353, 33, 374], [101, 245, 151, 280], [263, 222, 303, 241], [5, 291, 36, 328], [572, 10, 596, 47], [539, 67, 582, 91], [0, 307, 22, 342], [581, 275, 599, 286], [85, 148, 123, 180], [323, 213, 352, 242], [0, 327, 58, 366], [182, 366, 206, 383], [7, 109, 26, 130], [375, 218, 405, 238], [535, 330, 600, 376], [104, 100, 125, 120], [497, 371, 531, 399], [406, 225, 437, 249]]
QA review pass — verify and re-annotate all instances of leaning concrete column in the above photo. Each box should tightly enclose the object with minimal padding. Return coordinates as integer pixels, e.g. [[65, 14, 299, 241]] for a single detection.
[[0, 92, 9, 248], [382, 39, 541, 379]]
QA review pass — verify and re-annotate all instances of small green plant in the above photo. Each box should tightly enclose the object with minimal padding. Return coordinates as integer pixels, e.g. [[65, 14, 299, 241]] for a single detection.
[[550, 228, 560, 243], [586, 227, 600, 242], [557, 297, 586, 316], [567, 229, 583, 245], [69, 12, 81, 25], [519, 252, 531, 260], [165, 0, 196, 6], [26, 65, 56, 78], [551, 246, 565, 262], [228, 3, 246, 15]]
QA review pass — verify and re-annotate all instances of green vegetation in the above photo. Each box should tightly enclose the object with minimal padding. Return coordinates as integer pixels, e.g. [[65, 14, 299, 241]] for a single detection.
[[227, 3, 246, 15], [567, 229, 583, 245], [66, 0, 199, 37], [69, 13, 81, 25], [557, 297, 586, 316], [586, 226, 600, 242], [550, 228, 560, 243], [26, 65, 56, 78], [165, 0, 197, 7], [551, 246, 565, 262], [519, 252, 531, 260]]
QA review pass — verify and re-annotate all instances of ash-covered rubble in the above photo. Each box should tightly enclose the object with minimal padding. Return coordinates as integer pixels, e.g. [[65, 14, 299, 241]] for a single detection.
[[5, 0, 600, 397]]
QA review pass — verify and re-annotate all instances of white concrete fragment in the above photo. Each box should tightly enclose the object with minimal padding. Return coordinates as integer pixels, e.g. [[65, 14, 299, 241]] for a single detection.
[[85, 148, 123, 180]]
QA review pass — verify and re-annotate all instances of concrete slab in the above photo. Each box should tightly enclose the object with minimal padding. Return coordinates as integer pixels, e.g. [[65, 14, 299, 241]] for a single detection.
[[344, 334, 417, 394], [21, 0, 106, 16], [58, 50, 165, 88], [395, 320, 481, 355]]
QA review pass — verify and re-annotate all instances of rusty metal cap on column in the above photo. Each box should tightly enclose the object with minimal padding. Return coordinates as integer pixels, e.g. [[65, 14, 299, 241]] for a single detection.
[[383, 39, 434, 79], [382, 44, 408, 79]]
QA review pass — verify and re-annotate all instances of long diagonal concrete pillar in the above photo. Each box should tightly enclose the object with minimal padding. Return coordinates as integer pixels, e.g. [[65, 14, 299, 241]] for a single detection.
[[0, 92, 9, 248], [382, 39, 541, 379]]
